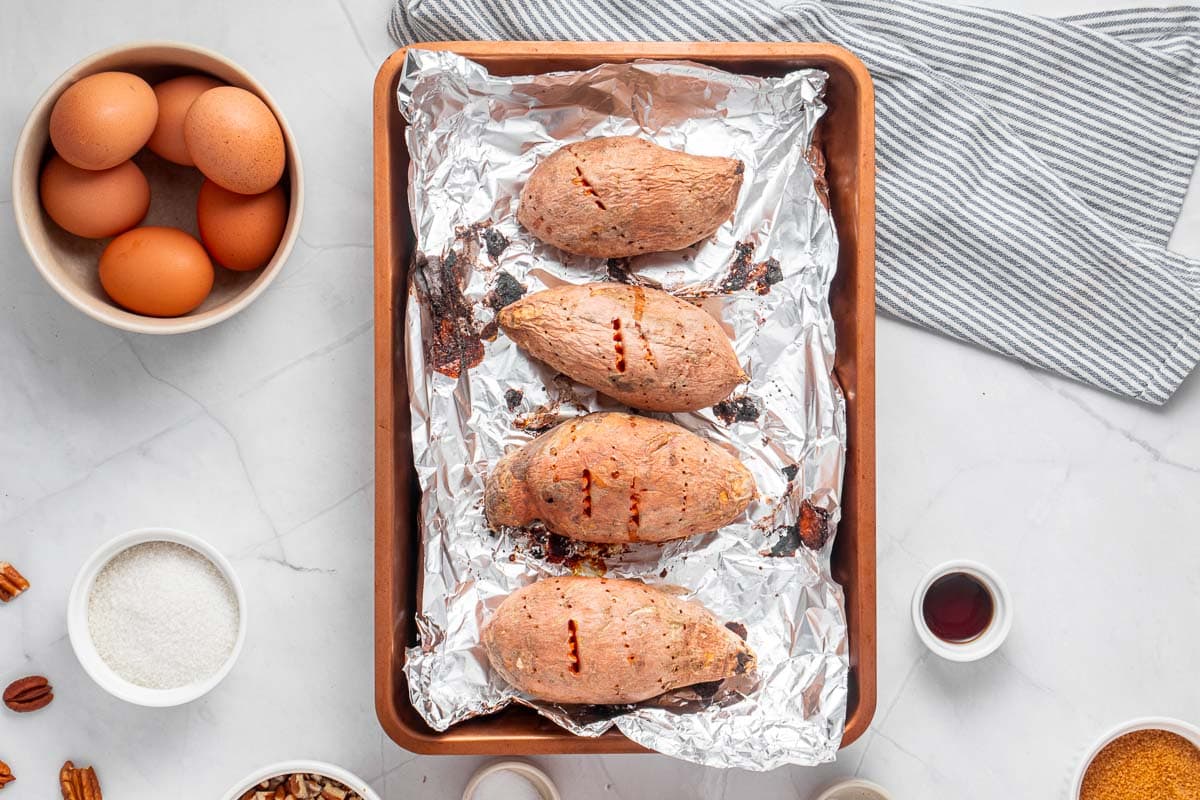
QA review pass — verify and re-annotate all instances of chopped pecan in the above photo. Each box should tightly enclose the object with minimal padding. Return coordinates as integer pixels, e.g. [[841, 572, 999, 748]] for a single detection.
[[0, 563, 29, 602], [239, 773, 361, 800], [60, 761, 101, 800], [3, 676, 53, 713], [286, 774, 312, 798], [0, 759, 13, 790], [320, 784, 347, 800]]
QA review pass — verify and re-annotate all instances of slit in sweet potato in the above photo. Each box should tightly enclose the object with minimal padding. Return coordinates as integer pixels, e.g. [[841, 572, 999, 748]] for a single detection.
[[567, 619, 582, 673], [628, 478, 640, 539], [612, 318, 626, 372], [634, 321, 657, 368], [582, 469, 592, 517], [572, 166, 607, 210]]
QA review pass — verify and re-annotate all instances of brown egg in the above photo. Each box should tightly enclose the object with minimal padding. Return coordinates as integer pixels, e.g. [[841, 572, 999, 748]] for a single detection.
[[196, 179, 287, 271], [49, 71, 158, 170], [146, 75, 225, 165], [99, 227, 214, 317], [39, 155, 150, 239], [184, 87, 285, 195]]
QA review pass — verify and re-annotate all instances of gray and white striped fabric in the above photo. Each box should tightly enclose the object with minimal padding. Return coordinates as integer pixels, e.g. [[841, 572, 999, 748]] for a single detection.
[[389, 2, 1200, 404]]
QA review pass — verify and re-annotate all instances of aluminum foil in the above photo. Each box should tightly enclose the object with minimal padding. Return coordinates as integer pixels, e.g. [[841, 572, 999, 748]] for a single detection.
[[397, 49, 847, 770]]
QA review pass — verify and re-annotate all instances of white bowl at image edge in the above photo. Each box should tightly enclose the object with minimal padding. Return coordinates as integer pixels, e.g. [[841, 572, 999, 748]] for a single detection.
[[220, 760, 381, 800], [462, 761, 562, 800], [910, 559, 1013, 662], [67, 527, 247, 707], [811, 778, 893, 800], [1069, 717, 1200, 799]]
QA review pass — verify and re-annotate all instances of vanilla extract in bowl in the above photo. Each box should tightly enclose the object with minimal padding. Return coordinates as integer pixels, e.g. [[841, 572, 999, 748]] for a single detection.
[[921, 571, 994, 643]]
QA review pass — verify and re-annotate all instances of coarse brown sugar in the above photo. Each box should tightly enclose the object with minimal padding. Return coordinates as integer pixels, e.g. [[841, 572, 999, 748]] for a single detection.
[[1080, 728, 1200, 800]]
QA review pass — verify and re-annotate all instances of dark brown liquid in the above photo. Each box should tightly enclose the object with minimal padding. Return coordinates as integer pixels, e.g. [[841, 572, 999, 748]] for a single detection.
[[922, 572, 994, 643]]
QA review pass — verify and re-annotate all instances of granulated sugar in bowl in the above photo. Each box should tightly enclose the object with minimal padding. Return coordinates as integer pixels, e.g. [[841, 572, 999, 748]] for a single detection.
[[89, 541, 237, 688], [68, 528, 247, 706]]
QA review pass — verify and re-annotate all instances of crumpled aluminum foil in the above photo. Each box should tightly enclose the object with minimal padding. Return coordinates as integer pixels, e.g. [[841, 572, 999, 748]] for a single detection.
[[397, 49, 847, 770]]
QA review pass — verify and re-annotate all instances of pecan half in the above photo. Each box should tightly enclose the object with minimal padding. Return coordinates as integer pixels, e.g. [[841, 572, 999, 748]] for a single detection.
[[0, 563, 29, 602], [0, 759, 13, 790], [60, 761, 101, 800], [3, 676, 53, 713]]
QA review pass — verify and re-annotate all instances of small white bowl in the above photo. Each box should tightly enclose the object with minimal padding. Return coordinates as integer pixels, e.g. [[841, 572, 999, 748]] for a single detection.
[[812, 778, 893, 800], [12, 40, 304, 334], [1069, 717, 1200, 799], [462, 761, 561, 800], [911, 560, 1012, 662], [221, 760, 381, 800], [67, 527, 247, 707]]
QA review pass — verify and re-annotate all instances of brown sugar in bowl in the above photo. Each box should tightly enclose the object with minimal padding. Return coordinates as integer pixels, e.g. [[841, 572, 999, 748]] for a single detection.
[[12, 41, 303, 335], [1072, 718, 1200, 800]]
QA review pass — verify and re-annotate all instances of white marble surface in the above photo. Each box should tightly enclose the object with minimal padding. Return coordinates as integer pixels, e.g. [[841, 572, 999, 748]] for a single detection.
[[2, 1, 1199, 797]]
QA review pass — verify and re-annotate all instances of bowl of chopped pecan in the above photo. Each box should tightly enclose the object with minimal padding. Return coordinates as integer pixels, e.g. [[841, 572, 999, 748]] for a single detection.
[[221, 761, 380, 800]]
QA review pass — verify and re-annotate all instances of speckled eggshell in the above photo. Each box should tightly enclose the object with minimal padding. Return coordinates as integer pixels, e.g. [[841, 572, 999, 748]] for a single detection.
[[183, 86, 285, 195], [147, 74, 225, 165], [49, 71, 158, 170], [196, 179, 288, 271], [99, 227, 214, 317], [39, 155, 150, 239]]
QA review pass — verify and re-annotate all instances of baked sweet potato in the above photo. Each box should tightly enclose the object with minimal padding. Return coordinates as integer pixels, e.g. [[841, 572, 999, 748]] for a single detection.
[[498, 283, 745, 412], [517, 136, 743, 258], [486, 412, 754, 543], [482, 576, 755, 705]]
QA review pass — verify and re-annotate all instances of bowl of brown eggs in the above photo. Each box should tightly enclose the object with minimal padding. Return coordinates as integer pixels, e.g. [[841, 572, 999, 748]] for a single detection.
[[12, 41, 303, 334]]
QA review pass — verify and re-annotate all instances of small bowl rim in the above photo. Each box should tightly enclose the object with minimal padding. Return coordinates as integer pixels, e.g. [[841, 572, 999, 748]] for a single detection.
[[910, 559, 1013, 662], [11, 39, 305, 335], [220, 760, 381, 800], [1069, 717, 1200, 799], [462, 760, 562, 800], [811, 777, 894, 800], [67, 526, 247, 707]]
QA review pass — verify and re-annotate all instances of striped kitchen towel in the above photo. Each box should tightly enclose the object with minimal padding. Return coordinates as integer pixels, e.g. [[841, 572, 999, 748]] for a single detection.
[[389, 1, 1200, 405]]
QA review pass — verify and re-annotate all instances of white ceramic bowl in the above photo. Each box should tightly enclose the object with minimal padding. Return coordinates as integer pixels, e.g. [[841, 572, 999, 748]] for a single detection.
[[67, 527, 247, 707], [221, 761, 381, 800], [12, 40, 304, 334], [1069, 717, 1200, 799], [812, 778, 894, 800], [462, 761, 561, 800], [911, 559, 1012, 662]]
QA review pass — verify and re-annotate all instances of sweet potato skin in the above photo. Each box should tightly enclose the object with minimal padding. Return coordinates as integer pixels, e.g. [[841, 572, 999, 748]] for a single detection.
[[517, 136, 743, 258], [486, 412, 754, 544], [482, 577, 755, 705], [498, 282, 745, 412]]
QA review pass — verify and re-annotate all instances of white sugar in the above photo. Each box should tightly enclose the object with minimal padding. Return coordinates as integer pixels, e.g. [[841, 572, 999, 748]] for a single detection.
[[87, 541, 239, 690]]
